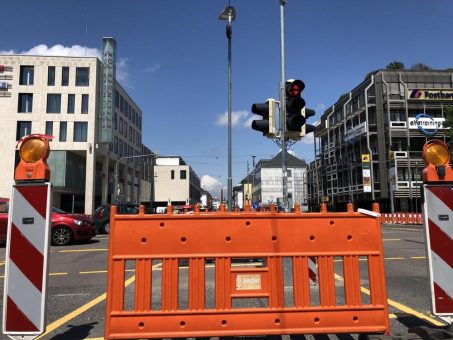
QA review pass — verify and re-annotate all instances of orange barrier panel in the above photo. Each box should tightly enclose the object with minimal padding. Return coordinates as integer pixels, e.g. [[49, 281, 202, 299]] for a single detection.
[[105, 205, 390, 339]]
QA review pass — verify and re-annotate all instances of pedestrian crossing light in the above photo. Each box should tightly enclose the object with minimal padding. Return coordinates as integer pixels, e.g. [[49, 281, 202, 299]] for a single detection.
[[422, 139, 453, 183], [251, 98, 276, 138], [15, 134, 51, 181], [301, 108, 317, 136]]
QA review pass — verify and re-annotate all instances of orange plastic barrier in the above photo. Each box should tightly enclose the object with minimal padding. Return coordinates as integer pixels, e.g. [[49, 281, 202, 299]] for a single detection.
[[105, 204, 390, 339]]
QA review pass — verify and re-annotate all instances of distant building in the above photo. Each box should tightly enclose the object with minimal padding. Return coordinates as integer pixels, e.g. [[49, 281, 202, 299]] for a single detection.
[[153, 156, 202, 208], [307, 69, 452, 212], [249, 152, 308, 209], [0, 50, 146, 213]]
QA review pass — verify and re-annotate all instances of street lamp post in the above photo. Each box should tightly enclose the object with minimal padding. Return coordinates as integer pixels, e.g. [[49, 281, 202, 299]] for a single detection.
[[218, 4, 236, 212]]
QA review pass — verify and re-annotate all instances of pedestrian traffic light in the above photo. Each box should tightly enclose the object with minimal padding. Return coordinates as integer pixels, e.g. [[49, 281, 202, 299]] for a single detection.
[[421, 139, 453, 182], [15, 134, 51, 181], [251, 98, 276, 138]]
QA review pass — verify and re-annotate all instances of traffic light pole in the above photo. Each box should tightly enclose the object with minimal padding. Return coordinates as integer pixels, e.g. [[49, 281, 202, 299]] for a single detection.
[[279, 0, 289, 212]]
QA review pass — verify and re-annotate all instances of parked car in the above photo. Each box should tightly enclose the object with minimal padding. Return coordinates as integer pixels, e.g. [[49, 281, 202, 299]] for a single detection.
[[0, 203, 96, 246], [92, 204, 139, 234], [0, 198, 9, 243]]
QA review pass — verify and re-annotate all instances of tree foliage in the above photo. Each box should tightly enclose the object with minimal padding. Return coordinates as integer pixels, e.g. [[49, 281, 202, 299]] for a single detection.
[[410, 63, 431, 71], [386, 61, 405, 70], [443, 105, 453, 161]]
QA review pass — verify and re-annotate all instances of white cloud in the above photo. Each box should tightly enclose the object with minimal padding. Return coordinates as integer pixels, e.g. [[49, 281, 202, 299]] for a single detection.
[[146, 63, 161, 74], [201, 175, 223, 197], [216, 110, 253, 128], [301, 132, 314, 145], [0, 44, 101, 58], [315, 103, 326, 113], [1, 44, 132, 87]]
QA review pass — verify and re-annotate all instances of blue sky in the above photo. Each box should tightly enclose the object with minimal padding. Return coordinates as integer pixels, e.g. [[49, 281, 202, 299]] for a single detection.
[[2, 0, 453, 198]]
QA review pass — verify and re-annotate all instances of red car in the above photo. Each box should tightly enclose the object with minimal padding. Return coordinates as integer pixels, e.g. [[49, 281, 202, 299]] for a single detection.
[[0, 201, 96, 246]]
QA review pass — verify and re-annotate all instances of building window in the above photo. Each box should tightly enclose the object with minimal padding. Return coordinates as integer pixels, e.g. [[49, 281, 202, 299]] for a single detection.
[[113, 111, 117, 130], [47, 94, 61, 113], [115, 90, 119, 108], [62, 67, 69, 86], [171, 170, 175, 180], [81, 94, 89, 114], [120, 96, 124, 113], [287, 169, 292, 177], [73, 122, 88, 142], [18, 93, 33, 112], [119, 140, 123, 157], [129, 126, 133, 141], [119, 118, 123, 134], [180, 170, 187, 180], [47, 66, 55, 86], [45, 121, 53, 139], [16, 121, 31, 140], [67, 94, 75, 114], [76, 67, 89, 86], [114, 136, 118, 154], [124, 122, 128, 138], [59, 122, 67, 142], [19, 66, 34, 85]]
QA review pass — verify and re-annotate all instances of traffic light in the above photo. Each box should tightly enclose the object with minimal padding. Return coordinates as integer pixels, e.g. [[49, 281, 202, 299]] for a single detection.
[[285, 79, 306, 139], [301, 108, 316, 136], [251, 98, 276, 138], [422, 139, 453, 182], [15, 134, 51, 181]]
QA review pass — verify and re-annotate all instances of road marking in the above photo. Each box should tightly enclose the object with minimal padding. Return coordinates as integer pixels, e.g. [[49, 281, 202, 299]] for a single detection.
[[80, 270, 107, 275], [36, 262, 162, 339], [57, 248, 108, 253], [411, 256, 426, 259], [334, 273, 444, 326], [49, 272, 67, 276], [384, 257, 405, 260], [383, 238, 401, 241]]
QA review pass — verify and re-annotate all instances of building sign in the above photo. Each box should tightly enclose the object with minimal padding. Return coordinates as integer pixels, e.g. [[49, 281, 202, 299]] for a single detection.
[[361, 153, 371, 193], [100, 37, 117, 143], [344, 122, 367, 143], [408, 113, 445, 136], [408, 89, 453, 101], [0, 65, 4, 72], [0, 82, 7, 90]]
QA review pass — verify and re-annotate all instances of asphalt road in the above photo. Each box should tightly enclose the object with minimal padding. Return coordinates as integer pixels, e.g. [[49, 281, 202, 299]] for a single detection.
[[0, 223, 448, 339]]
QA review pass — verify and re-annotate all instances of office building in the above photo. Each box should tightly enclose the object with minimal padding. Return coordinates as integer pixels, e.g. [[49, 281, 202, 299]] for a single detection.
[[307, 69, 452, 212], [0, 51, 146, 214]]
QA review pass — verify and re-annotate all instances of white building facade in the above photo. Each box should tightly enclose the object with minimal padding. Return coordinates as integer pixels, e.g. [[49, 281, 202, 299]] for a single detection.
[[0, 54, 145, 214], [153, 156, 202, 208]]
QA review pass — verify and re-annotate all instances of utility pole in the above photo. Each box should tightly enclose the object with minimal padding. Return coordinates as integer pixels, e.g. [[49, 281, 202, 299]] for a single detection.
[[252, 155, 256, 206], [279, 0, 289, 212]]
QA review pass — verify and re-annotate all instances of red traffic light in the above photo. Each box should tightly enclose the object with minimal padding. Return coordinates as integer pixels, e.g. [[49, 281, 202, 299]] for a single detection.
[[286, 79, 305, 98]]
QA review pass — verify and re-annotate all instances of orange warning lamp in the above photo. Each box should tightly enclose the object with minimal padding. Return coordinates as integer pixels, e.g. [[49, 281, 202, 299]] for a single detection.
[[422, 139, 453, 183], [15, 134, 51, 181]]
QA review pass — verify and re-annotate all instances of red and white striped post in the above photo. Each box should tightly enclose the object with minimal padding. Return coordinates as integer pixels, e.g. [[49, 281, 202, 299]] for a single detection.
[[421, 140, 453, 325], [2, 134, 52, 339]]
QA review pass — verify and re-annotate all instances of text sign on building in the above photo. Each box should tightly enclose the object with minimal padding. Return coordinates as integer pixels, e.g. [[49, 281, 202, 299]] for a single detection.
[[100, 37, 117, 143], [362, 154, 372, 193], [408, 89, 453, 101], [408, 114, 445, 136]]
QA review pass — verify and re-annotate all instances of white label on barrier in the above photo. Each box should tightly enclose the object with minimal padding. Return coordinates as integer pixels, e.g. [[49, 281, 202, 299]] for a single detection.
[[236, 274, 261, 290]]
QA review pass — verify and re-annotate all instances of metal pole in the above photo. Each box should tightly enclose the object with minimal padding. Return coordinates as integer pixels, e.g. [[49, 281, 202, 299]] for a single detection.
[[227, 13, 233, 212], [279, 0, 289, 212]]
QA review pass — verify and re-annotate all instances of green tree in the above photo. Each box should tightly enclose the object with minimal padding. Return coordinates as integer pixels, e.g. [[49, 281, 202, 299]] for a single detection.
[[386, 61, 405, 70], [410, 63, 431, 71], [444, 106, 453, 157]]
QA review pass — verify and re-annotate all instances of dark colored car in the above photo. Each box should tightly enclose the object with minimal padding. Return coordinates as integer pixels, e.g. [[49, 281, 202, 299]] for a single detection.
[[0, 203, 96, 246], [93, 204, 139, 234]]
